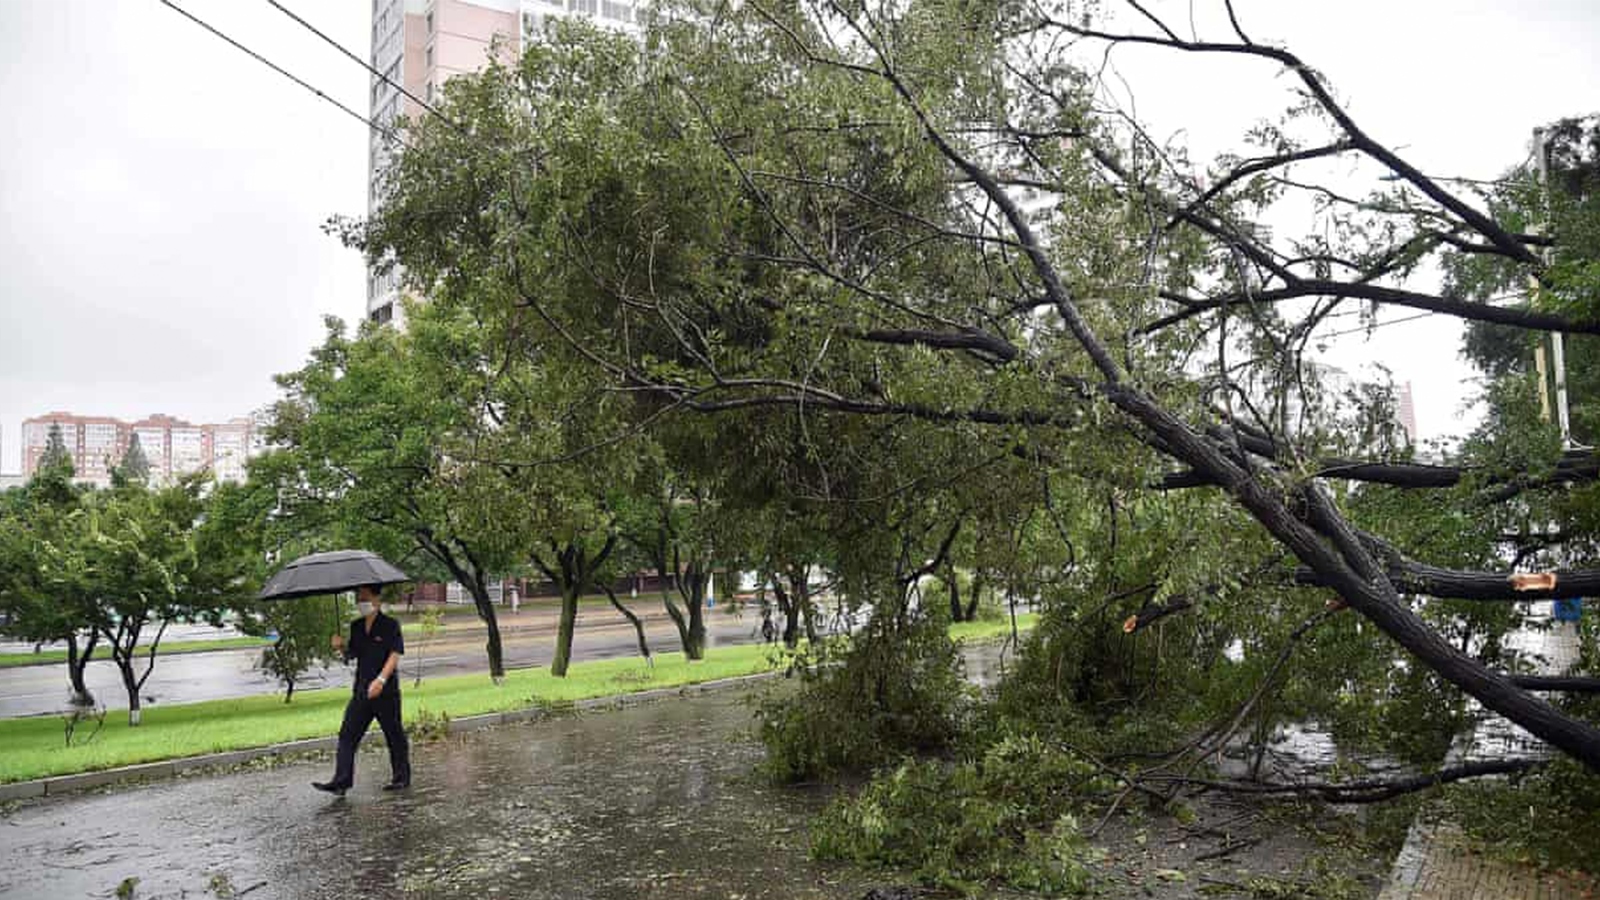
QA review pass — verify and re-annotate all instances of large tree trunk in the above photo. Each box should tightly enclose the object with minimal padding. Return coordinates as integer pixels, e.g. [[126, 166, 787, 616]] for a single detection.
[[1105, 383, 1600, 770], [417, 534, 506, 681], [113, 651, 141, 726], [799, 582, 820, 645], [551, 582, 580, 677], [964, 570, 983, 622], [661, 560, 709, 659], [681, 563, 708, 659], [946, 565, 965, 623], [770, 574, 804, 648], [1295, 560, 1600, 601], [469, 579, 506, 682]]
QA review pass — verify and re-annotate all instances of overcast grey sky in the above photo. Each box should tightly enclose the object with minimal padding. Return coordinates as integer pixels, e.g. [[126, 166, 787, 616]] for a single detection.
[[1, 1, 1597, 472], [0, 0, 368, 472]]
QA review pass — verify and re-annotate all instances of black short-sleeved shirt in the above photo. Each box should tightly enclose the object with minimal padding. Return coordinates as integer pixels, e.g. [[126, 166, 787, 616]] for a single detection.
[[346, 613, 404, 697]]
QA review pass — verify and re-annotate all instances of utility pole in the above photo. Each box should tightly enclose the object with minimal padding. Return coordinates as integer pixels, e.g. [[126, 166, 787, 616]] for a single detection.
[[1534, 127, 1580, 449]]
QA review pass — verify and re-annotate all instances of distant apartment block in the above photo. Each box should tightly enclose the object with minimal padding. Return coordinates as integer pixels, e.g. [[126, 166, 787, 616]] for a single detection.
[[21, 412, 265, 487], [1397, 381, 1418, 445], [366, 0, 639, 327]]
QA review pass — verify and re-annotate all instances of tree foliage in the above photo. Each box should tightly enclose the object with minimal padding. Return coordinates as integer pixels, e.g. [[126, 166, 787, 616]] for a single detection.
[[339, 4, 1600, 882]]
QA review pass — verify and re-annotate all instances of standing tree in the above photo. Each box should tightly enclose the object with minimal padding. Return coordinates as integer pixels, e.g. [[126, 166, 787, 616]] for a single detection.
[[86, 477, 255, 724], [352, 3, 1600, 781], [40, 423, 73, 475], [0, 462, 101, 707], [270, 313, 527, 681], [205, 475, 345, 702], [113, 433, 152, 488]]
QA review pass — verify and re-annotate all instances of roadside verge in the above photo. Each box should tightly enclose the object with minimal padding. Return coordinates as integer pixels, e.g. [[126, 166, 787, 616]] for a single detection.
[[0, 615, 1034, 799]]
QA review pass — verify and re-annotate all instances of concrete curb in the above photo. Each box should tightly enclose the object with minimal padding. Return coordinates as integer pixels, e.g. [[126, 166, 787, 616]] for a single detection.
[[0, 671, 779, 803]]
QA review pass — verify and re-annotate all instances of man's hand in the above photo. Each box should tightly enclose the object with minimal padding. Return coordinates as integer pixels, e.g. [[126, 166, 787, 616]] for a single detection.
[[367, 677, 385, 700], [331, 634, 345, 652]]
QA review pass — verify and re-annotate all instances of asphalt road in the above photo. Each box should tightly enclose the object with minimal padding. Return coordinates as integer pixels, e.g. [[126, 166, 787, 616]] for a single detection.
[[0, 608, 773, 718]]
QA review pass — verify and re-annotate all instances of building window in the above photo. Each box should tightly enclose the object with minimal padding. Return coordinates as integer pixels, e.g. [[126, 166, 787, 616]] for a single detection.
[[425, 43, 433, 67], [425, 81, 434, 103], [569, 0, 597, 16], [370, 303, 395, 325], [426, 10, 434, 33]]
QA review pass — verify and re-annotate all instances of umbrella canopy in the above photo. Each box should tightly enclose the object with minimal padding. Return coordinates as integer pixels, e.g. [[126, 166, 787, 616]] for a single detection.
[[258, 550, 410, 601]]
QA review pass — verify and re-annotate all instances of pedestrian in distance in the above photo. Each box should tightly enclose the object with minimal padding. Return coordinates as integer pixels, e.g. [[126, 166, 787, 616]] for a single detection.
[[313, 584, 411, 796]]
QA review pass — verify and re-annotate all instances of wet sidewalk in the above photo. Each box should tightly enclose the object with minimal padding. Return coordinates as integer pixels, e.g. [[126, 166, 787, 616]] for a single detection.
[[1379, 617, 1594, 900], [1381, 825, 1593, 900], [0, 686, 885, 900]]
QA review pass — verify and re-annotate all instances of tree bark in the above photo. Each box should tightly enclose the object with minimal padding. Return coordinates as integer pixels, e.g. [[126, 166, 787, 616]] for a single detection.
[[1104, 383, 1600, 771], [1294, 561, 1600, 601], [945, 564, 965, 623], [1142, 757, 1546, 804], [103, 617, 152, 726], [418, 533, 505, 680], [603, 586, 652, 662], [963, 570, 983, 622], [1160, 441, 1597, 493], [552, 579, 580, 678], [769, 576, 800, 647], [1511, 674, 1600, 693], [681, 562, 708, 660], [538, 536, 617, 678], [64, 631, 98, 708], [472, 580, 506, 682]]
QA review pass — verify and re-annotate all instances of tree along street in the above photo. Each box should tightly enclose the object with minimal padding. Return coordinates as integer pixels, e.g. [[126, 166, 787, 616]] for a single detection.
[[0, 611, 768, 718]]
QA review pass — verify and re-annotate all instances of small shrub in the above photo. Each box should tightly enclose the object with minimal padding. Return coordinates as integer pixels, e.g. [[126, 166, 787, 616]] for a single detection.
[[408, 708, 451, 742], [756, 609, 970, 781]]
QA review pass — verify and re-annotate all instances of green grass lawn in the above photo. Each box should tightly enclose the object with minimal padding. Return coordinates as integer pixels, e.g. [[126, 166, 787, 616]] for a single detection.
[[0, 636, 274, 669], [389, 593, 763, 621], [0, 613, 1035, 785]]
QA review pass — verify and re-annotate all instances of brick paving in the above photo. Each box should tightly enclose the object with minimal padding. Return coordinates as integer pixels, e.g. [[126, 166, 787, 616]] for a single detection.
[[1381, 825, 1595, 900], [1379, 614, 1596, 900]]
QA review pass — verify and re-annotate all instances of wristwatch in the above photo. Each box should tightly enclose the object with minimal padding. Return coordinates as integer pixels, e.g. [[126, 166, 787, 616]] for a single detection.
[[375, 676, 387, 685]]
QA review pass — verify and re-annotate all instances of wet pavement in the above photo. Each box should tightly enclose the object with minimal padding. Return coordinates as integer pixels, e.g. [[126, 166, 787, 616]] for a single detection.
[[0, 685, 888, 900], [0, 615, 769, 718], [0, 638, 1387, 900]]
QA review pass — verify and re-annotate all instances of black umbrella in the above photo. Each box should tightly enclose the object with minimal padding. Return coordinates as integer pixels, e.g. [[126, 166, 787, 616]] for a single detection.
[[258, 550, 410, 601]]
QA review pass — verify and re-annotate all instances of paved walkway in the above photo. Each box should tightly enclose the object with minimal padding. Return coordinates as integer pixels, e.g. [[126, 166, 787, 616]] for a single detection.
[[1380, 613, 1595, 900], [1382, 825, 1594, 900]]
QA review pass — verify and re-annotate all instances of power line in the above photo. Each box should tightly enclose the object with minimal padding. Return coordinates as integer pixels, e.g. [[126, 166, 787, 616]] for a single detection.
[[1312, 290, 1528, 341], [156, 0, 397, 143], [262, 0, 463, 136], [1316, 309, 1436, 340]]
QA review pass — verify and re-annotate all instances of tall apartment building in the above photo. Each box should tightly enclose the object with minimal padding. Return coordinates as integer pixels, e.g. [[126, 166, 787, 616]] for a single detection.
[[21, 412, 264, 487], [1396, 381, 1418, 446], [366, 0, 639, 327]]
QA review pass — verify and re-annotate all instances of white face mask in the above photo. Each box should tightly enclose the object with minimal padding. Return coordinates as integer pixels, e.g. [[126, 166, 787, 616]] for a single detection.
[[358, 601, 378, 618]]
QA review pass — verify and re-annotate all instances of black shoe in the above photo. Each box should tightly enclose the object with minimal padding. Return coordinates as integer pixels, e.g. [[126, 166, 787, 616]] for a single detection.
[[312, 781, 350, 796], [381, 779, 410, 791]]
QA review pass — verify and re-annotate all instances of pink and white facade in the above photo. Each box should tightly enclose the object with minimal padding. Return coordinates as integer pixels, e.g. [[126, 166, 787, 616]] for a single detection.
[[366, 0, 640, 327], [22, 412, 264, 487]]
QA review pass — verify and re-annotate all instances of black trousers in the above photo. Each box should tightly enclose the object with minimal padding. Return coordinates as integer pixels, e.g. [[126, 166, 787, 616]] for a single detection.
[[331, 689, 411, 786]]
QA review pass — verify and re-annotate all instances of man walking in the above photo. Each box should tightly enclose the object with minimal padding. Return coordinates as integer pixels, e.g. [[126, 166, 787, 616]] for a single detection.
[[313, 584, 411, 795]]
